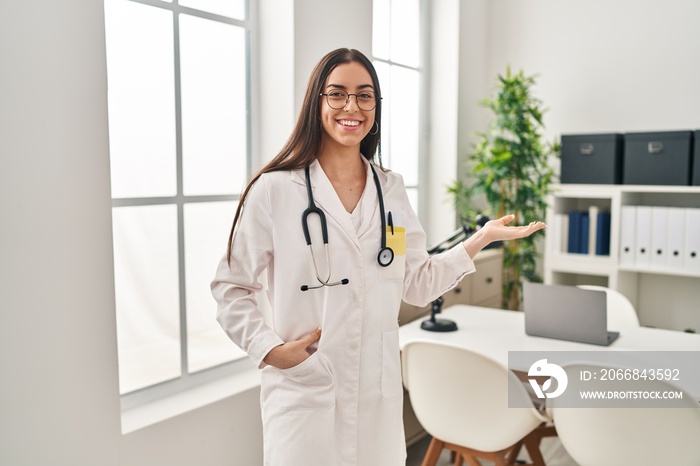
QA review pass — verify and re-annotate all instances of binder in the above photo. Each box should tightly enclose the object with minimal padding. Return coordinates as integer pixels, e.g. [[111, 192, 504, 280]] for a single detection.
[[580, 212, 590, 254], [567, 211, 582, 254], [619, 206, 636, 266], [650, 207, 668, 267], [588, 206, 599, 255], [666, 207, 685, 270], [560, 213, 569, 253], [554, 213, 568, 253], [684, 208, 700, 273], [595, 211, 611, 256], [634, 206, 652, 267]]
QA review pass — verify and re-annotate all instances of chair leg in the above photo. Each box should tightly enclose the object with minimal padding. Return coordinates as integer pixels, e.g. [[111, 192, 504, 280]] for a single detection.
[[523, 435, 546, 466], [462, 454, 482, 466], [421, 437, 445, 466], [442, 440, 539, 466], [506, 440, 524, 465], [522, 424, 557, 466], [453, 452, 464, 466]]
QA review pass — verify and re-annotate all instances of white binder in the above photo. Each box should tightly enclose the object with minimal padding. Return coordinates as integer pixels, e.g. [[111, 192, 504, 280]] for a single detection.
[[588, 205, 599, 255], [619, 206, 636, 266], [554, 213, 568, 253], [684, 208, 700, 273], [667, 207, 686, 270], [634, 206, 652, 267], [650, 207, 668, 267]]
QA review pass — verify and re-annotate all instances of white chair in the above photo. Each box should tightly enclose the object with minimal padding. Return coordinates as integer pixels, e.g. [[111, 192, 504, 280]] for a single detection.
[[576, 285, 640, 329], [402, 340, 554, 466], [550, 363, 700, 466]]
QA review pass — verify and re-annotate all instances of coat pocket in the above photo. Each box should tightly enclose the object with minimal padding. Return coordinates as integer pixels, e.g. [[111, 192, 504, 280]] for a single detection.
[[262, 405, 335, 466], [262, 352, 335, 410], [379, 254, 405, 282], [382, 329, 403, 399]]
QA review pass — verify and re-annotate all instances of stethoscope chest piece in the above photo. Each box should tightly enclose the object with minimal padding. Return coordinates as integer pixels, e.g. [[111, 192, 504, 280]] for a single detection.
[[378, 247, 394, 267]]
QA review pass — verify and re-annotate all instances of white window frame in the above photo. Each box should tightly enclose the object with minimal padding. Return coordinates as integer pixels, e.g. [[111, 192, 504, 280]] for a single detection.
[[105, 0, 256, 410]]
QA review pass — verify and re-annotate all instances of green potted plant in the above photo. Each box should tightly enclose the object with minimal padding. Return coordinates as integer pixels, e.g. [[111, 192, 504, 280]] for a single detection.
[[449, 67, 559, 310]]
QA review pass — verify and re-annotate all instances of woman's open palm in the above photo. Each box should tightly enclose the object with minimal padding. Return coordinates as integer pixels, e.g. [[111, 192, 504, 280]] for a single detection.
[[481, 214, 546, 242]]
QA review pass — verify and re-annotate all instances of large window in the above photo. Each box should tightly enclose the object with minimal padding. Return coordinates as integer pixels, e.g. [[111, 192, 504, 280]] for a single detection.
[[372, 0, 424, 216], [104, 0, 250, 399]]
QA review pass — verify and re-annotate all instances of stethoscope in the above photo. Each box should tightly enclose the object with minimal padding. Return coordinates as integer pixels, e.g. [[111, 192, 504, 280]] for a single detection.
[[300, 163, 394, 291]]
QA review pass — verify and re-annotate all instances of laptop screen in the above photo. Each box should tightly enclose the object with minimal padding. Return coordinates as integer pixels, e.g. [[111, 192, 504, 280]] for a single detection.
[[523, 282, 617, 346]]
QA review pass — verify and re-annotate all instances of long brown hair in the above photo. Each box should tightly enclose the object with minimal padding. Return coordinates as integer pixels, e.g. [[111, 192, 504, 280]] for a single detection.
[[226, 48, 383, 263]]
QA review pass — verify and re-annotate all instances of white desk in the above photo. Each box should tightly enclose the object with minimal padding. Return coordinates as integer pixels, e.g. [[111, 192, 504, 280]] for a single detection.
[[399, 305, 700, 397], [400, 305, 700, 355]]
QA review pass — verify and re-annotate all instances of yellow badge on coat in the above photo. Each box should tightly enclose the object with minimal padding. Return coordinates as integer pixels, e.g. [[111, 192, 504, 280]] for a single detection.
[[386, 226, 406, 256]]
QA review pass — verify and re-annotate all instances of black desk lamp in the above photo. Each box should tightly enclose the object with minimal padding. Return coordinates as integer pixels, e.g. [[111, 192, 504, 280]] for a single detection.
[[420, 296, 457, 332]]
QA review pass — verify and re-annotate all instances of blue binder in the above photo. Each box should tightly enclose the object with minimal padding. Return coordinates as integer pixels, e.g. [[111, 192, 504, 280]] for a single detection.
[[596, 211, 611, 255], [567, 212, 582, 254]]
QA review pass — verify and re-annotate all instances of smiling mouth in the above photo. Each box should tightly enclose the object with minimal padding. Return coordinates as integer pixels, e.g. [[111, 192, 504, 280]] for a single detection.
[[337, 119, 362, 127]]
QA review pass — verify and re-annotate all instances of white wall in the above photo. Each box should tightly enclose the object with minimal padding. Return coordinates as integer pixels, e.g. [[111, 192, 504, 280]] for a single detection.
[[0, 1, 121, 464], [120, 388, 262, 466], [456, 0, 491, 210], [426, 0, 461, 242], [466, 0, 700, 141], [255, 0, 294, 170]]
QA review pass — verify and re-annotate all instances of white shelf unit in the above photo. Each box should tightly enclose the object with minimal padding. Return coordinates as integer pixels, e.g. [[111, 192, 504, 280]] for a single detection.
[[544, 184, 700, 332]]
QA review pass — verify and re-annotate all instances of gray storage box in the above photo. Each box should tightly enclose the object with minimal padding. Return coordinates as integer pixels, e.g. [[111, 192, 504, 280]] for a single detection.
[[693, 131, 699, 186], [623, 130, 693, 185], [560, 133, 623, 184]]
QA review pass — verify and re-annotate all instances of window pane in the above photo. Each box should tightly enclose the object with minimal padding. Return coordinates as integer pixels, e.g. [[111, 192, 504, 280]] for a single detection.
[[113, 205, 181, 394], [179, 0, 245, 20], [390, 0, 420, 67], [372, 0, 390, 59], [104, 0, 176, 198], [180, 14, 247, 196], [185, 202, 247, 373], [388, 66, 419, 185]]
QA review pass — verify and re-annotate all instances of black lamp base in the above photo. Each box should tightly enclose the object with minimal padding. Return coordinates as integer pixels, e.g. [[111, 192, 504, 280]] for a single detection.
[[420, 318, 458, 332]]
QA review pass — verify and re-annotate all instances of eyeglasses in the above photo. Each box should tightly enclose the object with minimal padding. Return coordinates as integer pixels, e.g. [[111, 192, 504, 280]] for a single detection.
[[319, 89, 380, 111]]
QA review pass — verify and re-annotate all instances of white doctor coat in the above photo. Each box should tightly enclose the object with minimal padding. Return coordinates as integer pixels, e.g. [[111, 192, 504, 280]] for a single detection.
[[211, 158, 475, 466]]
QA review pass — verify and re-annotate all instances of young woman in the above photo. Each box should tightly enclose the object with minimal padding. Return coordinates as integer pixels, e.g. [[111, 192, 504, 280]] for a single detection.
[[211, 48, 545, 466]]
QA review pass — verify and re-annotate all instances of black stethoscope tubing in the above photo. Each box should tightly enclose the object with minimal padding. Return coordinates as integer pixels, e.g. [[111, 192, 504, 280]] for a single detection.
[[301, 163, 394, 291], [371, 165, 395, 267]]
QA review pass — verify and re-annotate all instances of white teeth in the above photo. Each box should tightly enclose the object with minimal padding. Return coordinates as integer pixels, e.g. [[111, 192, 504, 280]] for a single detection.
[[339, 120, 360, 127]]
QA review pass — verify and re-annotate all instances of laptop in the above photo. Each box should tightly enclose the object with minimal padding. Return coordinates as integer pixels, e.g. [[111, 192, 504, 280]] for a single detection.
[[523, 282, 619, 346]]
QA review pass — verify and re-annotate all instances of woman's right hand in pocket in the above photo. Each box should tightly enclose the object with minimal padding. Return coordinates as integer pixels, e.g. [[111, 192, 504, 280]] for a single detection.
[[263, 327, 322, 369]]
